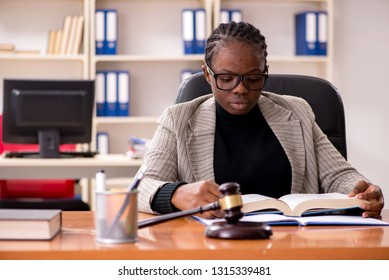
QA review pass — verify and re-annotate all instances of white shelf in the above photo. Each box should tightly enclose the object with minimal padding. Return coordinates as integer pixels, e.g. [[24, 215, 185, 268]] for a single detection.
[[95, 116, 158, 125], [93, 54, 205, 62]]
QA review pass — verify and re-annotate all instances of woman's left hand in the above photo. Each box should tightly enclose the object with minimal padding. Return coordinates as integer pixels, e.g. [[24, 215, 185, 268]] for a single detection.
[[348, 180, 385, 218]]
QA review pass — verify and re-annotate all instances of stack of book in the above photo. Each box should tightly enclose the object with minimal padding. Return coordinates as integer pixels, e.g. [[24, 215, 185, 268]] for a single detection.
[[47, 15, 84, 55]]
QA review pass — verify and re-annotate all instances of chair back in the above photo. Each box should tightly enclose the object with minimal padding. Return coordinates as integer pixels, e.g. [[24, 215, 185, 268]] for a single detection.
[[176, 72, 347, 159]]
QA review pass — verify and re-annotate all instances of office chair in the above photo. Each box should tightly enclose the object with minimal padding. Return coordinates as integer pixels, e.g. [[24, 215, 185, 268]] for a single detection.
[[176, 73, 347, 159]]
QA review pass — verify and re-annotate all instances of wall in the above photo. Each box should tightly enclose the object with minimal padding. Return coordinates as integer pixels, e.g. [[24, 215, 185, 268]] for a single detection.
[[333, 0, 389, 208]]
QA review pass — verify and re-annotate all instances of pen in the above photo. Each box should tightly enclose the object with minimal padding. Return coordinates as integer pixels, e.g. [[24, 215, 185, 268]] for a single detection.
[[95, 169, 106, 192], [95, 170, 107, 239], [129, 165, 147, 192]]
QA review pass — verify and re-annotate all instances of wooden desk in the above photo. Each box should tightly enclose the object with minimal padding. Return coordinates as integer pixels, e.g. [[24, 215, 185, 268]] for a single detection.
[[0, 154, 142, 179], [1, 210, 389, 260]]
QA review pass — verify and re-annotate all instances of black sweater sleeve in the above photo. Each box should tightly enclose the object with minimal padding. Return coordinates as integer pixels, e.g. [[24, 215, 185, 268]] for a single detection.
[[151, 182, 187, 214]]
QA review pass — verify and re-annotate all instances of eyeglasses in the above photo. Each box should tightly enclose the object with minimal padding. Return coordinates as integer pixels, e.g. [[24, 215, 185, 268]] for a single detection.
[[206, 65, 268, 91]]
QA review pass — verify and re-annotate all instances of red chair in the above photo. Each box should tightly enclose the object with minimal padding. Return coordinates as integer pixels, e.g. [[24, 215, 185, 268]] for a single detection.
[[0, 115, 90, 210]]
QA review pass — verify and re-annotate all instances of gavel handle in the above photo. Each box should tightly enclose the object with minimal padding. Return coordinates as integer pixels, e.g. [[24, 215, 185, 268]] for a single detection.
[[138, 202, 219, 229]]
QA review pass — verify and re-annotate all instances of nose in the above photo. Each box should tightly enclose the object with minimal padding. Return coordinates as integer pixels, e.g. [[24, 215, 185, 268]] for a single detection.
[[232, 77, 248, 94]]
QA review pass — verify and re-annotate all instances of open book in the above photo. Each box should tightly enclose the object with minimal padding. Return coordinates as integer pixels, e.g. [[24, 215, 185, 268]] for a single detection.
[[241, 192, 368, 217], [195, 213, 389, 227]]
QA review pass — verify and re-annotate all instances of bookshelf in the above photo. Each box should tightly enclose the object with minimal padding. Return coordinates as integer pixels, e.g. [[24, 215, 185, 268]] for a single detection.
[[214, 0, 334, 80], [1, 0, 334, 156], [90, 0, 333, 155], [90, 0, 213, 154], [0, 0, 89, 111]]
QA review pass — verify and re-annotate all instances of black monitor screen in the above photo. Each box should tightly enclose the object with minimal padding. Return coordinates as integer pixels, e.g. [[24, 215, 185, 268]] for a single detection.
[[2, 79, 95, 158]]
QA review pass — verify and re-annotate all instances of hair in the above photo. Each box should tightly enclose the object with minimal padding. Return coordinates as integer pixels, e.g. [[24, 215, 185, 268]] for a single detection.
[[204, 21, 268, 72]]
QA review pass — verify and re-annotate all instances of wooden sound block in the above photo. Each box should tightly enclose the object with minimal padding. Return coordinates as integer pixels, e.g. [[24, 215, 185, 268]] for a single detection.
[[205, 221, 273, 239]]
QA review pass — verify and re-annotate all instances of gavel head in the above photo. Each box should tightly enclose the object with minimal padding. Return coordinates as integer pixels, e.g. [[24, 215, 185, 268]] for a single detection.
[[218, 182, 244, 224]]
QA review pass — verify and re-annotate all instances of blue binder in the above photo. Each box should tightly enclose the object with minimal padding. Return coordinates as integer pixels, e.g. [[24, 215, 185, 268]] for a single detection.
[[182, 9, 195, 54], [220, 9, 243, 24], [105, 71, 117, 116], [194, 9, 206, 54], [295, 12, 317, 55], [230, 9, 243, 23], [104, 9, 117, 55], [316, 11, 327, 56], [95, 10, 105, 55], [95, 71, 106, 116], [117, 70, 130, 116], [220, 9, 230, 23]]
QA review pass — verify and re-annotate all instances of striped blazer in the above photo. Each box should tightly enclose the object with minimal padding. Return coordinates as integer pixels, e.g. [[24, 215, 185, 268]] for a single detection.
[[138, 92, 369, 213]]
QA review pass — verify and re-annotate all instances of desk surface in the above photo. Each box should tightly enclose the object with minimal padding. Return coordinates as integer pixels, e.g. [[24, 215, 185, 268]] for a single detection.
[[1, 211, 389, 260], [0, 154, 142, 179]]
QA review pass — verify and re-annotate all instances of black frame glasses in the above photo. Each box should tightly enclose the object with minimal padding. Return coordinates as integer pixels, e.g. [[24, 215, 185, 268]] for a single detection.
[[206, 65, 268, 91]]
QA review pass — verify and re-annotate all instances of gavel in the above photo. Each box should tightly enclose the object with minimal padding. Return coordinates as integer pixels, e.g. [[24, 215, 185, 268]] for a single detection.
[[138, 182, 272, 239]]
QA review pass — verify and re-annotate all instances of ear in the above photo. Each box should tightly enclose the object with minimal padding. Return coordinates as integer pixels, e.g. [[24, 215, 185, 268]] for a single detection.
[[202, 65, 212, 84]]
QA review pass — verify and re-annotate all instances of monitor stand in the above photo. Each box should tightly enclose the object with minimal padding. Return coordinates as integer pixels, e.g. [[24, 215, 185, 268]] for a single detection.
[[38, 129, 60, 158]]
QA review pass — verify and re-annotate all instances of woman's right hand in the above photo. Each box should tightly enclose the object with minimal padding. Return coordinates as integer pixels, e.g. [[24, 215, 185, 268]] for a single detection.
[[171, 180, 223, 219]]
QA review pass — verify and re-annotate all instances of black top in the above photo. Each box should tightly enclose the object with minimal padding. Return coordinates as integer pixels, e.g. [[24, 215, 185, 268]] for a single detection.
[[151, 102, 292, 214], [213, 102, 291, 196]]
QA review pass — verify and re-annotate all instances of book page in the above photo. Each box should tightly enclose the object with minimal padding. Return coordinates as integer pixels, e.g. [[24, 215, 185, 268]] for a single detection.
[[279, 193, 362, 216], [241, 194, 292, 215], [243, 214, 389, 226]]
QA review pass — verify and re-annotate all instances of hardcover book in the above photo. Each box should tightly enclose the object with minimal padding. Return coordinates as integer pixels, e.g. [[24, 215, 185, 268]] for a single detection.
[[0, 209, 61, 240], [241, 192, 368, 217]]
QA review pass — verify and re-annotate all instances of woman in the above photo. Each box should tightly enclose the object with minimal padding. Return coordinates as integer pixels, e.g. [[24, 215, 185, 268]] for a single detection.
[[137, 21, 384, 219]]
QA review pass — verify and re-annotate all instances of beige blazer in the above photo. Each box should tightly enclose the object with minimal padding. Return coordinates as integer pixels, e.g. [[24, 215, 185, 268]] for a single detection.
[[138, 92, 369, 213]]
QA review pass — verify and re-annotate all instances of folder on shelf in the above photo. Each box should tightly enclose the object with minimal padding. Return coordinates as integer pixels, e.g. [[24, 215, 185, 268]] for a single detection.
[[117, 70, 130, 116], [316, 11, 327, 56], [295, 11, 317, 55], [219, 9, 243, 24], [230, 9, 243, 23], [182, 9, 195, 54], [96, 132, 109, 155], [194, 9, 206, 54], [95, 9, 105, 55], [105, 9, 118, 55], [105, 71, 118, 116], [220, 9, 230, 24], [96, 71, 106, 117]]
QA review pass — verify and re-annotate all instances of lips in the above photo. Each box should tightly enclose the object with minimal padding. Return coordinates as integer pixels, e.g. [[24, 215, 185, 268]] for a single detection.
[[229, 99, 250, 111], [230, 99, 249, 105]]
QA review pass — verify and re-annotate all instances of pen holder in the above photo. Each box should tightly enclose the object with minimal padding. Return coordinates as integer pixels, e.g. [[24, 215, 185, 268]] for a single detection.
[[95, 190, 137, 244]]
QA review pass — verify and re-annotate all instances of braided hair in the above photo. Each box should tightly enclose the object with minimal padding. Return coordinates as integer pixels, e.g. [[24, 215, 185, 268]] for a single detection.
[[204, 21, 268, 72]]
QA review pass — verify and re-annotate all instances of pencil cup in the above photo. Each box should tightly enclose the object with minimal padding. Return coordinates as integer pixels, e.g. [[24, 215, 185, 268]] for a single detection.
[[95, 191, 137, 244]]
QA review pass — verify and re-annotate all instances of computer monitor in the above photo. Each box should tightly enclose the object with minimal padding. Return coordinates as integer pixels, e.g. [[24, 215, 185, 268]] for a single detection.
[[2, 79, 95, 158]]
